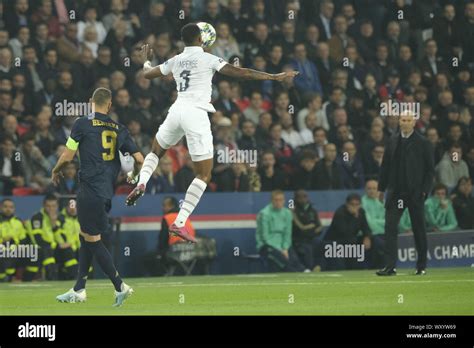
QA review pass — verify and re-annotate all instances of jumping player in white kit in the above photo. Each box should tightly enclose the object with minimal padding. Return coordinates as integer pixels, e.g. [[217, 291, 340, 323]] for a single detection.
[[126, 23, 298, 242]]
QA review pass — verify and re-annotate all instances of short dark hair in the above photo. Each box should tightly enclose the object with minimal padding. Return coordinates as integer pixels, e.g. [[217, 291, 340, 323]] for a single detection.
[[181, 23, 201, 45], [92, 87, 112, 106], [346, 193, 361, 204], [1, 198, 14, 205], [163, 196, 179, 210], [432, 182, 448, 195], [44, 193, 58, 203], [313, 126, 327, 136]]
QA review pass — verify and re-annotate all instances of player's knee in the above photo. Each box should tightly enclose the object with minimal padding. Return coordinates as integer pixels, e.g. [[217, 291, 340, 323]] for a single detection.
[[196, 173, 211, 184]]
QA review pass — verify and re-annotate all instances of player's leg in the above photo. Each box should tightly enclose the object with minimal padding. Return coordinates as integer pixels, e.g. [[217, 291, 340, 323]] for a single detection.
[[173, 157, 212, 229], [169, 106, 213, 242], [127, 109, 183, 206]]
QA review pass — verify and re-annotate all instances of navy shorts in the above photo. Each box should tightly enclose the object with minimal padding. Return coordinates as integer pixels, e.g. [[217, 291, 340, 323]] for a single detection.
[[77, 187, 112, 236]]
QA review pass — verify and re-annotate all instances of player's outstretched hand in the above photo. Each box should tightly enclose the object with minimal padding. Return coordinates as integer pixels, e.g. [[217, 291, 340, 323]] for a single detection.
[[273, 70, 299, 82], [139, 44, 154, 63], [51, 171, 64, 186]]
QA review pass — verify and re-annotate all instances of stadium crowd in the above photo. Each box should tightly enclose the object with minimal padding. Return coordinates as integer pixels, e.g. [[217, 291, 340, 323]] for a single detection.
[[0, 0, 474, 278], [0, 0, 473, 196]]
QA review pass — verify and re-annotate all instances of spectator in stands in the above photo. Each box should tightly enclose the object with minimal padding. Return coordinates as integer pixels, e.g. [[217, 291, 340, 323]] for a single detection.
[[419, 39, 449, 88], [425, 183, 458, 232], [175, 154, 195, 193], [19, 134, 50, 190], [258, 150, 286, 191], [56, 23, 81, 68], [280, 112, 303, 149], [216, 163, 250, 192], [291, 190, 323, 271], [368, 41, 392, 85], [322, 87, 345, 128], [364, 144, 384, 181], [296, 93, 327, 132], [361, 179, 385, 268], [328, 15, 355, 63], [1, 115, 20, 145], [243, 21, 272, 67], [0, 136, 24, 195], [256, 190, 303, 272], [127, 118, 151, 154], [466, 146, 474, 182], [77, 5, 107, 44], [299, 113, 318, 145], [336, 141, 365, 189], [303, 127, 328, 160], [290, 43, 322, 95], [425, 126, 444, 165], [266, 44, 286, 74], [267, 122, 295, 175], [255, 111, 272, 144], [314, 0, 334, 42], [53, 71, 80, 108], [435, 143, 470, 189], [314, 42, 336, 96], [291, 150, 318, 190], [243, 91, 265, 124], [451, 177, 474, 230], [146, 155, 175, 194], [9, 25, 29, 59], [237, 120, 259, 151], [214, 80, 240, 116], [47, 161, 78, 196], [324, 193, 372, 270], [211, 22, 240, 61], [432, 3, 458, 62], [32, 109, 55, 157], [313, 143, 342, 190], [379, 69, 404, 102]]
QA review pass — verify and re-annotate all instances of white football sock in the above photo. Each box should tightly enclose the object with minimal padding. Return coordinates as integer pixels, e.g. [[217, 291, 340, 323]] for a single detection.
[[138, 153, 159, 187], [174, 178, 207, 227]]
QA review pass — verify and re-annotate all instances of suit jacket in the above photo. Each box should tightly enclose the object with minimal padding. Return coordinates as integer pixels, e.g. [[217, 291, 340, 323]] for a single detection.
[[379, 131, 435, 207]]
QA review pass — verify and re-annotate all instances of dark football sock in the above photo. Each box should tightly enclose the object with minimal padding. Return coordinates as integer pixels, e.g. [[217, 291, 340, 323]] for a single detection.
[[86, 240, 123, 292], [73, 236, 93, 292]]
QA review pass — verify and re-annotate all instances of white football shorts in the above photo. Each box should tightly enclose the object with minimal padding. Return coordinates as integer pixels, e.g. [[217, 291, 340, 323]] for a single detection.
[[155, 101, 214, 162]]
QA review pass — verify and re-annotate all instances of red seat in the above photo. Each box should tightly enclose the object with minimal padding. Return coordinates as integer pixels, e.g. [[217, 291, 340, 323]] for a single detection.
[[115, 185, 133, 195], [12, 187, 38, 196]]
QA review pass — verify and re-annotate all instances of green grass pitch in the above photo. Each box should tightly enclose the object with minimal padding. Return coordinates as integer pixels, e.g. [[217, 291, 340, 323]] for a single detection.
[[0, 267, 472, 315]]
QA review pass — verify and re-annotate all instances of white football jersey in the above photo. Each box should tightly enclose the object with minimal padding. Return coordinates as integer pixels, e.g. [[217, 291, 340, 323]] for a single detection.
[[159, 46, 227, 112]]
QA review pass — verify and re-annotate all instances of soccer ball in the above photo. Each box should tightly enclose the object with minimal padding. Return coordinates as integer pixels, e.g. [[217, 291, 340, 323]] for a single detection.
[[197, 22, 216, 48]]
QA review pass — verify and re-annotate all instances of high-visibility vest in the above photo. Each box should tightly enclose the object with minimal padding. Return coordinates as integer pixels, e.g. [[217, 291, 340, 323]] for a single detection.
[[162, 212, 196, 245]]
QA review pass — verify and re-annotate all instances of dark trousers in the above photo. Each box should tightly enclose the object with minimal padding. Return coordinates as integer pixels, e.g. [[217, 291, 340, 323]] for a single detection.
[[55, 247, 78, 280], [259, 245, 304, 272], [384, 193, 428, 269]]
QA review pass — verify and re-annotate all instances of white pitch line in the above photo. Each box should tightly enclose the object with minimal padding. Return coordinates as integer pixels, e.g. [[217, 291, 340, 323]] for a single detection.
[[58, 278, 474, 289]]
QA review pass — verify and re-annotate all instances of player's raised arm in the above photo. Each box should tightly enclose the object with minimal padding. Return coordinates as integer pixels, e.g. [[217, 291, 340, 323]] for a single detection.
[[139, 44, 164, 80], [219, 63, 299, 81]]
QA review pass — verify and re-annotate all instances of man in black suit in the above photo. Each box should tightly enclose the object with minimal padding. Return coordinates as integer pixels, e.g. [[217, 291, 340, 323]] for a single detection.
[[377, 112, 435, 276]]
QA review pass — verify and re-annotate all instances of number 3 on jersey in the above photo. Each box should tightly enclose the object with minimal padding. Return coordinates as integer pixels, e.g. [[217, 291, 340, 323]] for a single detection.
[[102, 130, 117, 161], [179, 70, 191, 91]]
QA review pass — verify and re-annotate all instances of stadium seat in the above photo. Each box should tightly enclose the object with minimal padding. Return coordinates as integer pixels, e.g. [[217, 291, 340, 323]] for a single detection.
[[12, 187, 39, 196], [115, 185, 133, 195]]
